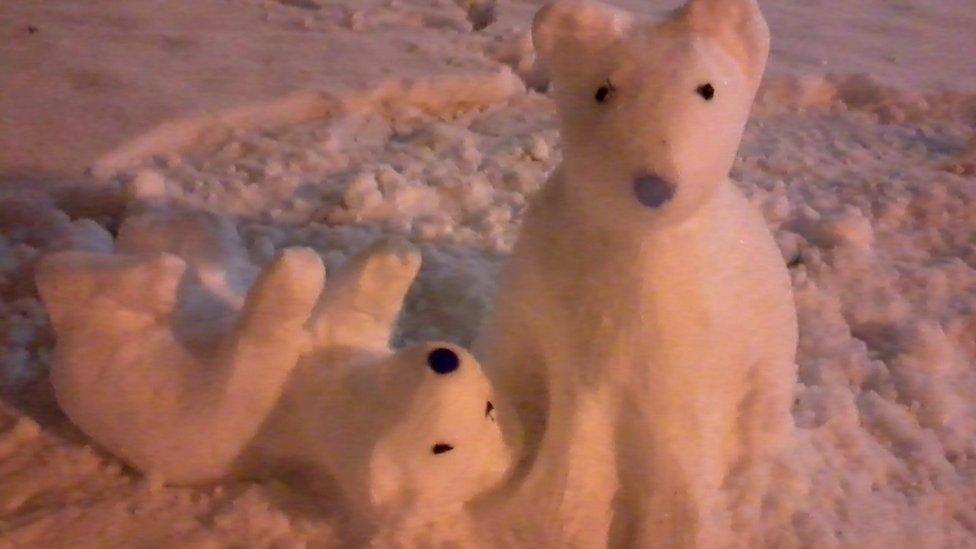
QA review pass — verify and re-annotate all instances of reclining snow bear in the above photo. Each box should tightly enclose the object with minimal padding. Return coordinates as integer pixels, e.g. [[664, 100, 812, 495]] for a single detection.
[[476, 0, 797, 546], [36, 210, 513, 521]]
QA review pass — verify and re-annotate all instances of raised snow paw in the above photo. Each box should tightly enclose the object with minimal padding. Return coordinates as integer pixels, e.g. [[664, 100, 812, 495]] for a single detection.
[[35, 251, 188, 334], [309, 237, 422, 349]]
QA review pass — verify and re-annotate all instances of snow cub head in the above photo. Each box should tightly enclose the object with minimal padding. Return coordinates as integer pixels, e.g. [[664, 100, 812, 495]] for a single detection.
[[534, 0, 769, 227], [364, 343, 513, 512]]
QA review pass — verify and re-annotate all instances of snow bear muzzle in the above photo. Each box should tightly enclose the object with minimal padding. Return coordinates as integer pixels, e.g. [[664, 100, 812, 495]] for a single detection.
[[632, 173, 675, 208]]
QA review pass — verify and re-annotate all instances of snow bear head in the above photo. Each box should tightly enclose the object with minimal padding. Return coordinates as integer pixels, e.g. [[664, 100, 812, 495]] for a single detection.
[[365, 342, 513, 512], [533, 0, 769, 227]]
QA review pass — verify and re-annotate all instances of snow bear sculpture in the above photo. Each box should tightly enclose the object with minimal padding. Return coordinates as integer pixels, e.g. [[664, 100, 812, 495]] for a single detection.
[[476, 0, 797, 546], [251, 241, 514, 520], [35, 210, 512, 524]]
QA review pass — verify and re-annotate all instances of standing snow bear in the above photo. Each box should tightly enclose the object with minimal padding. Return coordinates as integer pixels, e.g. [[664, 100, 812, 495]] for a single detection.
[[476, 0, 797, 546]]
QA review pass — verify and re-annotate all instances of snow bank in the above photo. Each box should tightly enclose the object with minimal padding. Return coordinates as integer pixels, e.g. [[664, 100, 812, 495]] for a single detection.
[[91, 67, 524, 180], [3, 71, 975, 545]]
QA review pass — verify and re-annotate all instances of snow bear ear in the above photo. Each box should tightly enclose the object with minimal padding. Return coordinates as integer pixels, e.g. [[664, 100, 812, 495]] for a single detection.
[[676, 0, 770, 88], [532, 1, 632, 71]]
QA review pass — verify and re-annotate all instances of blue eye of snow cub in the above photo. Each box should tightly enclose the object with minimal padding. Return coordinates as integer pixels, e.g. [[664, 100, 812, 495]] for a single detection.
[[427, 347, 460, 374]]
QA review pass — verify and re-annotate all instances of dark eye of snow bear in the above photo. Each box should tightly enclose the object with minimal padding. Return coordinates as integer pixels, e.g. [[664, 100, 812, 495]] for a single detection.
[[427, 348, 459, 375], [696, 83, 715, 101], [432, 443, 454, 455], [595, 80, 615, 103]]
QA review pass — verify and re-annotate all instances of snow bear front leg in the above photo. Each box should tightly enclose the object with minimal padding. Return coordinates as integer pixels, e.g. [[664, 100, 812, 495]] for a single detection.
[[528, 379, 620, 548], [619, 387, 735, 549]]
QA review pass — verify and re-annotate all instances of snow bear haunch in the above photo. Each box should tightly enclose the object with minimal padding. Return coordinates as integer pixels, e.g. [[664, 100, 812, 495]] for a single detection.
[[477, 0, 797, 547], [35, 210, 513, 520]]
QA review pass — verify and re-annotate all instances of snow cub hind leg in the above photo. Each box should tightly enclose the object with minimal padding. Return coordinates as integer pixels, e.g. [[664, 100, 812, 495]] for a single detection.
[[36, 247, 325, 484]]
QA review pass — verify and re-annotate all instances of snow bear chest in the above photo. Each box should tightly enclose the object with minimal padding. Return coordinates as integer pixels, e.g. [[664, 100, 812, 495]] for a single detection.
[[524, 183, 786, 388]]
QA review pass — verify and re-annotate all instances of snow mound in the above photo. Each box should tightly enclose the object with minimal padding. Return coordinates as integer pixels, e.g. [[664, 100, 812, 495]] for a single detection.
[[90, 67, 525, 180], [2, 72, 976, 545]]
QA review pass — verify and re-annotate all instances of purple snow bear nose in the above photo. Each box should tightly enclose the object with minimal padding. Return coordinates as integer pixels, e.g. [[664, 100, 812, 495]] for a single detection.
[[633, 174, 675, 208]]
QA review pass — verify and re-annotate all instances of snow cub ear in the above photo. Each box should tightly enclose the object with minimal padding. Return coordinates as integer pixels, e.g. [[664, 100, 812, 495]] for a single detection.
[[676, 0, 770, 88], [532, 1, 632, 71]]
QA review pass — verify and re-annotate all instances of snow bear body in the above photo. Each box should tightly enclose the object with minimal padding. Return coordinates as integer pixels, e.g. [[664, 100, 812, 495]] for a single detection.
[[477, 1, 797, 546], [36, 210, 512, 525]]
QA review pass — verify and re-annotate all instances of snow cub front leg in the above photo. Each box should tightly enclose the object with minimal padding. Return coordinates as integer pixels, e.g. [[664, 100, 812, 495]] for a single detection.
[[201, 248, 325, 476], [308, 237, 421, 350]]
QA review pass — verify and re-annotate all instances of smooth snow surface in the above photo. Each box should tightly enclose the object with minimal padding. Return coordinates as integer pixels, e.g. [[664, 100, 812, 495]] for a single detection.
[[2, 0, 976, 546]]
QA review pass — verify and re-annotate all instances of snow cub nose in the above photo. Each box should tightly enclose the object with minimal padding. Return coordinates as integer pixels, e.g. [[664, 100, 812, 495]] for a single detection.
[[632, 174, 676, 208]]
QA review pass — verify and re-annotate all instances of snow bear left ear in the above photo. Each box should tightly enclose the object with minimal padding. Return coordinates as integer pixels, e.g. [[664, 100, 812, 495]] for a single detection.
[[676, 0, 770, 88], [532, 1, 632, 73]]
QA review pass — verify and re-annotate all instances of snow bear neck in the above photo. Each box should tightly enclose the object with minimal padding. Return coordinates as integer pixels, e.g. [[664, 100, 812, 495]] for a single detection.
[[549, 162, 735, 241], [526, 169, 766, 382]]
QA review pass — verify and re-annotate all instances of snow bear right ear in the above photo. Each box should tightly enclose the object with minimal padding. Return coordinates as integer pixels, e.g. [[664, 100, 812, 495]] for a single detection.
[[675, 0, 770, 88], [532, 1, 632, 73]]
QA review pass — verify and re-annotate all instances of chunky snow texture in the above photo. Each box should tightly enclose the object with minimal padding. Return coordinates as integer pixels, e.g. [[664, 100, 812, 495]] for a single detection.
[[475, 1, 796, 546], [2, 3, 976, 547], [32, 210, 512, 536]]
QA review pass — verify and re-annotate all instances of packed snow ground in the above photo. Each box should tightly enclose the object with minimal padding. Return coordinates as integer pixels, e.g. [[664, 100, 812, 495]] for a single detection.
[[2, 0, 976, 547]]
